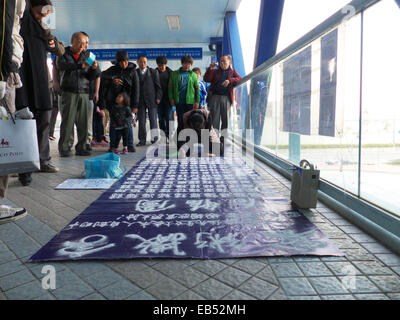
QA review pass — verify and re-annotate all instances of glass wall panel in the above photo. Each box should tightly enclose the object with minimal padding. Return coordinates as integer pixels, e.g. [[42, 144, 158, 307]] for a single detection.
[[277, 0, 351, 52], [297, 14, 362, 195], [233, 0, 399, 217], [360, 0, 400, 216]]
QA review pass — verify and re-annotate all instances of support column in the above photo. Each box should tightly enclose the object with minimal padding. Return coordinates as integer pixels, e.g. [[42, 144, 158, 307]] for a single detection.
[[223, 12, 246, 77], [253, 0, 285, 68], [252, 0, 285, 146]]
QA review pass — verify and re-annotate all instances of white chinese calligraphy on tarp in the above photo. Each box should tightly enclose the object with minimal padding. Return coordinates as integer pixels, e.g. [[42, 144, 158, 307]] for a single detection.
[[229, 198, 256, 210], [194, 232, 243, 253], [186, 200, 220, 212], [56, 235, 115, 258], [125, 233, 187, 256], [135, 200, 176, 213]]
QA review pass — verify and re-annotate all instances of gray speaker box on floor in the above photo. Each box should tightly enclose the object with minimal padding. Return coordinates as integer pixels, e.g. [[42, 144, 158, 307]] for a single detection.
[[291, 160, 320, 209]]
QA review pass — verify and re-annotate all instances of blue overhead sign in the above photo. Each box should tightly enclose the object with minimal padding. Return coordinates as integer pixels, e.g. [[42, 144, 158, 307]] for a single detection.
[[90, 47, 203, 61]]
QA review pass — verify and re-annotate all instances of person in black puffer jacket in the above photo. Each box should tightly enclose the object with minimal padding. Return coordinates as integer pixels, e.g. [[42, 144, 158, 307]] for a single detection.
[[56, 32, 99, 157], [99, 50, 139, 152]]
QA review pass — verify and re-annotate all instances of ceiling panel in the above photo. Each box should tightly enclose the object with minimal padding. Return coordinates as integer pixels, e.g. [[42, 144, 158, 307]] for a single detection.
[[51, 0, 242, 45]]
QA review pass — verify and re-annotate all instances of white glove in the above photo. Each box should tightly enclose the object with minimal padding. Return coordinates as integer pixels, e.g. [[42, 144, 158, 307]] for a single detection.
[[0, 81, 6, 99], [14, 107, 34, 119]]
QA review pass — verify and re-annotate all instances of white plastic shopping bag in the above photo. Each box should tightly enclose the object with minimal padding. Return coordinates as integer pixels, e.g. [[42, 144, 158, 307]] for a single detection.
[[0, 119, 40, 175]]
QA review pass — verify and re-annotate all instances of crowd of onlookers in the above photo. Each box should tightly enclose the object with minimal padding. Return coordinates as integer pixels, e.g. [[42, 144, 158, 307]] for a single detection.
[[51, 46, 241, 157], [0, 0, 241, 223]]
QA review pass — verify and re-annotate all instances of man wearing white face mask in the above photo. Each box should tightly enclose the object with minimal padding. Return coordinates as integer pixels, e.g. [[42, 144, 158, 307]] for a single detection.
[[0, 0, 27, 223]]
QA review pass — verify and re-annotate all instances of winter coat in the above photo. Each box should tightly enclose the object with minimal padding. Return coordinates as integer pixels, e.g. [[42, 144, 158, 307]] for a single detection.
[[203, 66, 241, 105], [56, 46, 99, 95], [135, 67, 162, 109], [99, 62, 139, 111], [168, 68, 200, 105], [157, 66, 173, 104], [0, 0, 16, 82], [15, 8, 64, 111], [199, 81, 207, 107], [110, 105, 132, 129], [11, 0, 25, 70]]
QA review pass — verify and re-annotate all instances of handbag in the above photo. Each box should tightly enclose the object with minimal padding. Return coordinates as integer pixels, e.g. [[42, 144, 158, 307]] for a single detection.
[[84, 153, 126, 179], [0, 119, 40, 175]]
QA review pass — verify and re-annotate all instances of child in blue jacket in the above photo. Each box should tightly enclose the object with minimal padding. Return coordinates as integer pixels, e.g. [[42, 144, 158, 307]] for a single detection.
[[193, 67, 207, 109]]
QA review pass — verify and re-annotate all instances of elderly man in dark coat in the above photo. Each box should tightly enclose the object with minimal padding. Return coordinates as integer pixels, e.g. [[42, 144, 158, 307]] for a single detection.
[[15, 0, 64, 186], [135, 56, 162, 146]]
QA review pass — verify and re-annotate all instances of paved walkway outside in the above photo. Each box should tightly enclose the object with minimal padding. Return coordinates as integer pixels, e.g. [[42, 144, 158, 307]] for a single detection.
[[1, 137, 400, 300]]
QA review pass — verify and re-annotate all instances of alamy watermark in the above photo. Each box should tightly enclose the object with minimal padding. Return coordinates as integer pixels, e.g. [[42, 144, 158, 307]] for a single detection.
[[144, 126, 257, 170], [341, 4, 356, 23], [41, 265, 56, 290], [341, 265, 357, 291]]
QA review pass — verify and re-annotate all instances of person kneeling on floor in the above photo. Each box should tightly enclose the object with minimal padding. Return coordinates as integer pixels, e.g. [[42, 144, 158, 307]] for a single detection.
[[178, 109, 223, 158]]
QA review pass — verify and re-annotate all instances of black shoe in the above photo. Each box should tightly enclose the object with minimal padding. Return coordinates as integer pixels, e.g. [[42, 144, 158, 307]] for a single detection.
[[86, 144, 92, 151], [151, 137, 159, 144], [136, 141, 146, 146], [128, 146, 136, 153], [60, 150, 71, 157], [75, 150, 91, 156], [18, 173, 32, 186]]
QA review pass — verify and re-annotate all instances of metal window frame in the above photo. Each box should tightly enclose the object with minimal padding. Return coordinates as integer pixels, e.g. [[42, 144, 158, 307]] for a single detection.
[[237, 0, 380, 86], [233, 0, 400, 255]]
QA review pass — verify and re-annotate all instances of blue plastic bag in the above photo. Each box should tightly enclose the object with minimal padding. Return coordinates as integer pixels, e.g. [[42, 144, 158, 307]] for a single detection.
[[84, 153, 126, 179]]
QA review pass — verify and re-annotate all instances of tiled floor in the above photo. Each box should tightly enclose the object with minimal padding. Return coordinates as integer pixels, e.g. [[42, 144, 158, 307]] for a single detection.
[[1, 138, 400, 300]]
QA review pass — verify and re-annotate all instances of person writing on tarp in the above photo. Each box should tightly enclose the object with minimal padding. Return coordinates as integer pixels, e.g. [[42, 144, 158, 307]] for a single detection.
[[0, 0, 27, 223], [15, 0, 65, 187], [178, 109, 222, 158]]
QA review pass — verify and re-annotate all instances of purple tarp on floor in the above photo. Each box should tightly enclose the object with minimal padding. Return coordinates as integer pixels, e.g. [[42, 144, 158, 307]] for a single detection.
[[30, 156, 342, 261]]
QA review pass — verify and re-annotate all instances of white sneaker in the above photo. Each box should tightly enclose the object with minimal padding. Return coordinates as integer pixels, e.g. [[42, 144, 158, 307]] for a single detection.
[[0, 205, 27, 224]]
